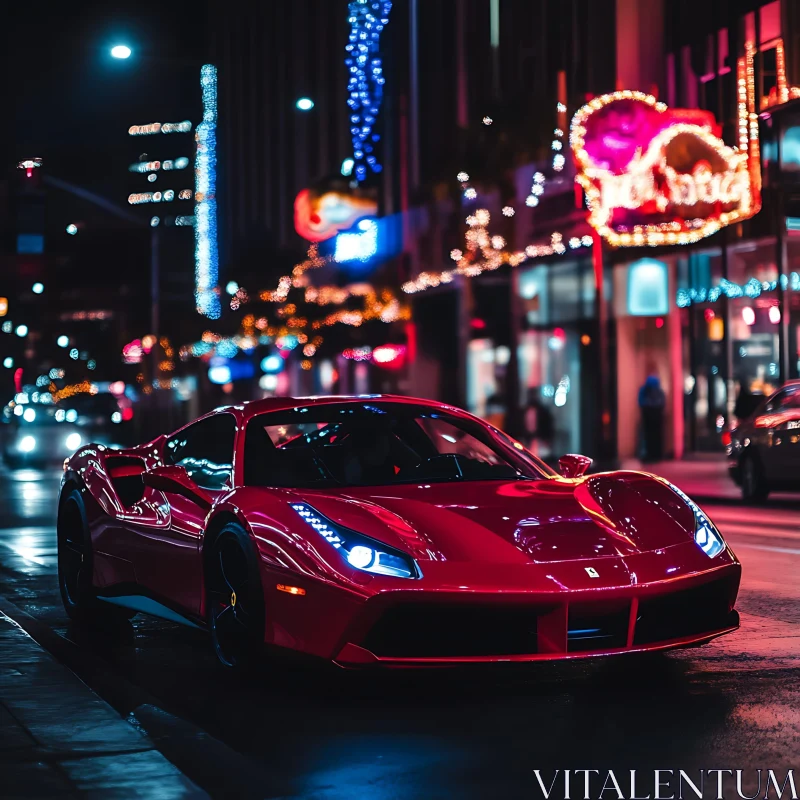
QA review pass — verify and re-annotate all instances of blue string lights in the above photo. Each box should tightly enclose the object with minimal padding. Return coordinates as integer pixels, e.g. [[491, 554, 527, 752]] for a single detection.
[[195, 64, 220, 319], [345, 0, 392, 182], [676, 273, 800, 307]]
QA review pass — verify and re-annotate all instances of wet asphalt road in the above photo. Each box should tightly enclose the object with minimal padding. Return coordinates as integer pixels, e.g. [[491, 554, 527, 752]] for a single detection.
[[0, 467, 798, 799]]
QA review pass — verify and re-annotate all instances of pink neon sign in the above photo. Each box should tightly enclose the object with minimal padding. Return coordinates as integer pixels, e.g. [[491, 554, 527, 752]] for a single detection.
[[571, 91, 761, 247]]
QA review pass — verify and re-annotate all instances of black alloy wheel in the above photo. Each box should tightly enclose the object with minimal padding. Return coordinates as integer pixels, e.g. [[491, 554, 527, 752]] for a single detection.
[[207, 524, 265, 669], [57, 488, 133, 624]]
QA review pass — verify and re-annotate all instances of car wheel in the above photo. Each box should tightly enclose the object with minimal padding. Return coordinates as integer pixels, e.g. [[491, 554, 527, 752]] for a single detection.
[[57, 488, 135, 624], [741, 454, 769, 503], [206, 523, 265, 670]]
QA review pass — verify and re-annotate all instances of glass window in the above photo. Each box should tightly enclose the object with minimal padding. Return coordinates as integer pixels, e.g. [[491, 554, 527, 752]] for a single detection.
[[518, 329, 581, 457], [243, 402, 553, 488], [518, 259, 594, 326], [164, 413, 235, 490]]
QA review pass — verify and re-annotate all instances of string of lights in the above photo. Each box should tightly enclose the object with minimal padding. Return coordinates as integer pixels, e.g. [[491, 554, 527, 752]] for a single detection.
[[551, 105, 566, 172], [402, 157, 592, 295], [402, 101, 589, 297], [402, 213, 592, 295], [195, 64, 220, 319], [345, 0, 392, 181], [676, 272, 800, 308]]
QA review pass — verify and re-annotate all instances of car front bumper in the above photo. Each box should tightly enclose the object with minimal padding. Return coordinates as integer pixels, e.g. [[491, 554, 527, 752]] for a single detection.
[[260, 545, 742, 667]]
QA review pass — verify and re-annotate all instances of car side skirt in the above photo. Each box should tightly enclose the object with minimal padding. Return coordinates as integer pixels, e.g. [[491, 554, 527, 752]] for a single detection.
[[96, 587, 205, 630]]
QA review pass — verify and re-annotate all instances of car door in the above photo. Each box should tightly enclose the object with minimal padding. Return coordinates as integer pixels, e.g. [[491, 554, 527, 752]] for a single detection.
[[125, 413, 237, 617]]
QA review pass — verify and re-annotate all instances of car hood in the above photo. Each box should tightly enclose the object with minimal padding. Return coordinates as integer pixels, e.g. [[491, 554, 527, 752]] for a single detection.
[[296, 473, 696, 565]]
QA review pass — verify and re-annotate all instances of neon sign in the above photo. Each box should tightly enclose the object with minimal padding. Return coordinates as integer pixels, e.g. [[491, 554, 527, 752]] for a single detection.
[[571, 91, 761, 247], [128, 121, 192, 136], [294, 185, 378, 242]]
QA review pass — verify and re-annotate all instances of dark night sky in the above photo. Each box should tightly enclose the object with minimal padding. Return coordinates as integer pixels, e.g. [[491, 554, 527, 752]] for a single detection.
[[6, 0, 206, 211]]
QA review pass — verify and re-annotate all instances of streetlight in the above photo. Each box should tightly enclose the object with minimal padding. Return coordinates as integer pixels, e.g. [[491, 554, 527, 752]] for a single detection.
[[296, 97, 314, 111], [15, 325, 28, 338], [57, 335, 69, 348], [111, 45, 132, 59], [32, 283, 44, 295], [66, 224, 78, 235]]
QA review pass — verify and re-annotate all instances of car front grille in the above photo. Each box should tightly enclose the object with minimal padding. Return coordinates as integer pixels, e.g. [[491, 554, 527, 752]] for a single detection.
[[633, 575, 738, 646], [359, 575, 738, 660], [362, 603, 540, 658]]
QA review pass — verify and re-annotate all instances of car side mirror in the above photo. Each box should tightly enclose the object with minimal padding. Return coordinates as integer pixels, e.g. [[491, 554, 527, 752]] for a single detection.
[[558, 454, 593, 479], [142, 465, 213, 509]]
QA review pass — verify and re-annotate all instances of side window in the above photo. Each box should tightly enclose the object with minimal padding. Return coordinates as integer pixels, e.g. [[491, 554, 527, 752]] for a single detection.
[[164, 413, 236, 490]]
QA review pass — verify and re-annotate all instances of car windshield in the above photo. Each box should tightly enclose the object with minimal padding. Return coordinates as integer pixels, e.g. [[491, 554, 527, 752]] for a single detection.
[[244, 401, 554, 487]]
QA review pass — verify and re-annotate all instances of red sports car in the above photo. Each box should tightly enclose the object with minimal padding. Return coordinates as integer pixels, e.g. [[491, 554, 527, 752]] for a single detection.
[[57, 395, 740, 668]]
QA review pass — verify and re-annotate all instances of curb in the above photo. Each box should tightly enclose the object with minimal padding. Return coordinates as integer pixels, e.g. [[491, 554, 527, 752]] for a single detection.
[[0, 595, 273, 799]]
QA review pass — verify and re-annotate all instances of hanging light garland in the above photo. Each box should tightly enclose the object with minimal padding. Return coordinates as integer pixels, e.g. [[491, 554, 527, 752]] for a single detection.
[[552, 103, 567, 172], [676, 273, 800, 308], [345, 0, 392, 181], [402, 165, 592, 295]]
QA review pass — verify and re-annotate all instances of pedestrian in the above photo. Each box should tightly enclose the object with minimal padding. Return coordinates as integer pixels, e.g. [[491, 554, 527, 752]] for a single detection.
[[733, 378, 759, 422], [523, 387, 554, 457], [638, 369, 666, 462]]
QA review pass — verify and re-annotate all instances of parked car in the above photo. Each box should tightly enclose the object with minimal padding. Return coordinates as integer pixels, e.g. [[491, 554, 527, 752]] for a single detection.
[[725, 379, 800, 501], [59, 394, 740, 670]]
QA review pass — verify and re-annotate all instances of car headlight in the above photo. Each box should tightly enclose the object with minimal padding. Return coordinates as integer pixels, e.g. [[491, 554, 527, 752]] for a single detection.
[[668, 483, 726, 558], [19, 435, 36, 453], [290, 503, 420, 578], [65, 433, 81, 451]]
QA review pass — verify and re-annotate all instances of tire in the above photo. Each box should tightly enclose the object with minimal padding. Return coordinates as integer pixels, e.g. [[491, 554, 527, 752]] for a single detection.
[[741, 453, 769, 503], [205, 522, 266, 670], [57, 488, 135, 625]]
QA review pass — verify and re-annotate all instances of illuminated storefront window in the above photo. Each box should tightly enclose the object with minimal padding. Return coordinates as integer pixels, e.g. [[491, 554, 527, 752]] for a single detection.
[[515, 259, 594, 457]]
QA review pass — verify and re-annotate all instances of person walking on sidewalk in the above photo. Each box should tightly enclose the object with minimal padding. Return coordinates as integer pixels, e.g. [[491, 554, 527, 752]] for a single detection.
[[523, 387, 554, 458], [638, 369, 666, 463]]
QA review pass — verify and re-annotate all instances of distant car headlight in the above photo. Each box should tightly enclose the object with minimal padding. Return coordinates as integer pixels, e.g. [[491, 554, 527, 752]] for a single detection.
[[19, 435, 36, 453], [290, 503, 419, 578], [668, 483, 726, 558], [65, 433, 81, 451]]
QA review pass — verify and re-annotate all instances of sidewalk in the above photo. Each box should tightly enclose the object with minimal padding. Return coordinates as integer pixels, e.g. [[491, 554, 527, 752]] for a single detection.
[[0, 610, 206, 799]]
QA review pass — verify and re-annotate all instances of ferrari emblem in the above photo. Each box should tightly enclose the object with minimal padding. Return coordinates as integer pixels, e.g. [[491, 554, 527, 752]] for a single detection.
[[230, 591, 237, 607], [585, 567, 600, 579]]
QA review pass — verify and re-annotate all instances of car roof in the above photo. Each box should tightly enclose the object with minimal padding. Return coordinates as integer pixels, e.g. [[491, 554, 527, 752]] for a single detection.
[[217, 394, 463, 420]]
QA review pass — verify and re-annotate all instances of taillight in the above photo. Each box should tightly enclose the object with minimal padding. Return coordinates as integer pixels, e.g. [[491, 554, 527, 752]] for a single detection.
[[721, 431, 732, 447], [121, 407, 134, 421]]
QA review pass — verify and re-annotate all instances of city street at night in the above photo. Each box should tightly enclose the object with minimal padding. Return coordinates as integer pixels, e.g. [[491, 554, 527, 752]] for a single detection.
[[5, 0, 800, 796], [0, 463, 798, 798]]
